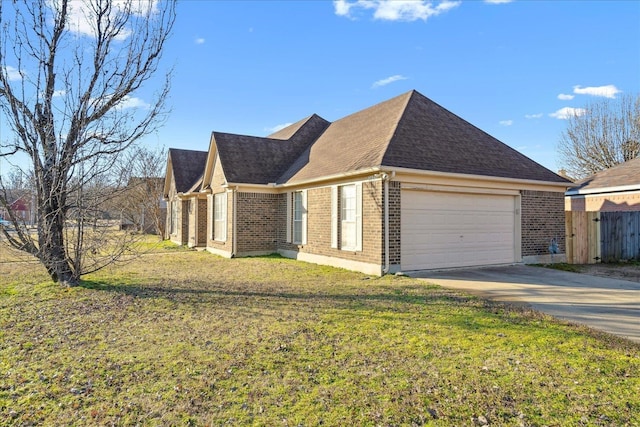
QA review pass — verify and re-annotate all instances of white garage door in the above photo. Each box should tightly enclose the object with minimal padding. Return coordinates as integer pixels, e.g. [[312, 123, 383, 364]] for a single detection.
[[401, 190, 517, 270]]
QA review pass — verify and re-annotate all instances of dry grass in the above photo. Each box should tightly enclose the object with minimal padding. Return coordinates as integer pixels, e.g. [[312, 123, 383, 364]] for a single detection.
[[1, 242, 639, 426]]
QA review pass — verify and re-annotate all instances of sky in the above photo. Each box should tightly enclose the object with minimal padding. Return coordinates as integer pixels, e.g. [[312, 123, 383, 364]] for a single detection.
[[1, 0, 639, 175]]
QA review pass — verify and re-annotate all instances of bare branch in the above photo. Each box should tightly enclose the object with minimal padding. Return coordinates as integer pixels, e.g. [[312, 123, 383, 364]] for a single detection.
[[0, 0, 175, 286], [557, 94, 640, 179]]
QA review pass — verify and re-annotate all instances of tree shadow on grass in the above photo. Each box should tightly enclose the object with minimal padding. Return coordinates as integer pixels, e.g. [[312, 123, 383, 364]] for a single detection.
[[77, 278, 569, 335], [80, 278, 481, 308]]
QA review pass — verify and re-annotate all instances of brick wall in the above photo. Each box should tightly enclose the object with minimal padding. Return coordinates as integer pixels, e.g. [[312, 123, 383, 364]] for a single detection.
[[236, 192, 280, 253], [387, 181, 401, 266], [276, 181, 384, 266], [197, 198, 207, 245], [521, 190, 565, 256]]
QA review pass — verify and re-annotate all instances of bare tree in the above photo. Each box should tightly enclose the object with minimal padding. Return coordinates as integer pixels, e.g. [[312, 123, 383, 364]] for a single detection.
[[0, 0, 175, 286], [557, 94, 640, 180], [113, 145, 167, 237]]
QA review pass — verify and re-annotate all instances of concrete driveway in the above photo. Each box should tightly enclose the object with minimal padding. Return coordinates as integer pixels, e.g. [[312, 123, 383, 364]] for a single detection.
[[409, 265, 640, 343]]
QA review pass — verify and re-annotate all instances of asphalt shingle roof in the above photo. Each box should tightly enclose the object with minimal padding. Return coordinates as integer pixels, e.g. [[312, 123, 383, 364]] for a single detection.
[[215, 114, 330, 184], [281, 90, 569, 184], [168, 148, 208, 193], [568, 157, 640, 193], [171, 90, 570, 187]]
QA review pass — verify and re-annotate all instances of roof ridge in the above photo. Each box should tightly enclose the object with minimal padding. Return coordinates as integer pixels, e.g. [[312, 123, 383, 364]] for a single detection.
[[379, 90, 417, 165]]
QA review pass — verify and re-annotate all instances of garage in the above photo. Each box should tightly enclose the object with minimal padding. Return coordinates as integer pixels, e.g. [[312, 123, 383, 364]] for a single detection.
[[401, 189, 518, 270]]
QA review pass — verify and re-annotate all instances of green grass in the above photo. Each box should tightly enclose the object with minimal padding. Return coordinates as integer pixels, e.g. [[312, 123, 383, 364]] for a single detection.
[[1, 244, 638, 426]]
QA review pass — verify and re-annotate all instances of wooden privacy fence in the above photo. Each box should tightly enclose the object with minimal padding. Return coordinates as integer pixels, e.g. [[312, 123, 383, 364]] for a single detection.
[[566, 211, 640, 264], [565, 211, 600, 264]]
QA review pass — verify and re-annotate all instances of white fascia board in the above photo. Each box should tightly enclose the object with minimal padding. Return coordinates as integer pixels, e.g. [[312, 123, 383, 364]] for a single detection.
[[565, 183, 640, 196], [276, 167, 383, 188], [225, 167, 385, 191], [386, 166, 571, 190]]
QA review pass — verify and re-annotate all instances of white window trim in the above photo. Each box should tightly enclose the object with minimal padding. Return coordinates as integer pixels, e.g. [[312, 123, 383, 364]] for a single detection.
[[213, 192, 227, 242], [292, 190, 307, 245], [336, 183, 362, 252]]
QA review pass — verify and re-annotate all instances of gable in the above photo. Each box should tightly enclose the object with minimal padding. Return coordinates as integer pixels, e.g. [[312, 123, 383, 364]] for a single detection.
[[211, 154, 226, 189]]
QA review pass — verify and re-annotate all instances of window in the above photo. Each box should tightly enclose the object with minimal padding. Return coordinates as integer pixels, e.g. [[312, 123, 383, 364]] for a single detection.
[[341, 185, 357, 249], [286, 191, 307, 245], [332, 184, 362, 251], [293, 191, 304, 244], [213, 192, 227, 241]]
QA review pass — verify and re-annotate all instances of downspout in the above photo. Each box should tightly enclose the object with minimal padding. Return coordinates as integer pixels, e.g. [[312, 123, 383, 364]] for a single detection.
[[232, 186, 238, 257], [382, 173, 390, 275]]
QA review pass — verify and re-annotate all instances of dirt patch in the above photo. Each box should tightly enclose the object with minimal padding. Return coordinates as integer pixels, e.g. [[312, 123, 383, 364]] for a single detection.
[[577, 263, 640, 283]]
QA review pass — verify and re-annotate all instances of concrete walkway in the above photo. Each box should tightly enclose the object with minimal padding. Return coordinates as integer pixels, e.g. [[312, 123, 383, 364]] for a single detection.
[[409, 265, 640, 343]]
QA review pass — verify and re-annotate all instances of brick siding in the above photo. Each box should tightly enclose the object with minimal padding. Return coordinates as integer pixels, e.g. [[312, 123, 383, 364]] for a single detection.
[[277, 181, 384, 266], [387, 181, 401, 266], [236, 192, 280, 253], [521, 190, 565, 256], [197, 199, 207, 245]]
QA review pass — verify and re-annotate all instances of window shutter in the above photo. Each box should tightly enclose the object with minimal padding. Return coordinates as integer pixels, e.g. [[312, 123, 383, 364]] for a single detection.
[[331, 186, 338, 248], [221, 193, 228, 241], [355, 183, 362, 252], [286, 192, 292, 243], [301, 190, 308, 245]]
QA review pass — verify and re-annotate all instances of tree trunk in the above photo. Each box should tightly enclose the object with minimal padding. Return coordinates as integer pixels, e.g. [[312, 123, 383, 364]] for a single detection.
[[37, 188, 79, 287]]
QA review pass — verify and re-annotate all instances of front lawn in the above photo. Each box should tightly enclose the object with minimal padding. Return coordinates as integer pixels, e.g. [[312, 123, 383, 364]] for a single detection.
[[1, 243, 638, 426]]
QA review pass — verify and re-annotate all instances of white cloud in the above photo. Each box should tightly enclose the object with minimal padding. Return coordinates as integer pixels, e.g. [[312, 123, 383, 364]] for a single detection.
[[4, 66, 23, 81], [525, 113, 543, 119], [557, 93, 574, 101], [53, 90, 66, 97], [195, 38, 205, 45], [334, 0, 461, 22], [334, 0, 353, 17], [60, 0, 158, 39], [499, 120, 513, 126], [573, 84, 621, 99], [372, 74, 408, 88], [266, 123, 293, 133], [115, 95, 150, 110], [549, 107, 586, 120]]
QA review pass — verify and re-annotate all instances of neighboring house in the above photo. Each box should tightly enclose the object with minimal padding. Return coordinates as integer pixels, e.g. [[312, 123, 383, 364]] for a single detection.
[[0, 191, 35, 225], [164, 90, 571, 274], [565, 157, 640, 212], [164, 149, 209, 244]]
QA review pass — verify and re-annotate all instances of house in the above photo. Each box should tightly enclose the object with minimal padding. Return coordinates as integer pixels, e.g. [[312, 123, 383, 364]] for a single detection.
[[164, 148, 209, 244], [164, 90, 571, 274], [565, 157, 640, 212], [0, 191, 35, 225]]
